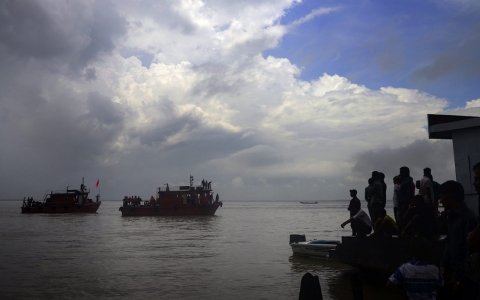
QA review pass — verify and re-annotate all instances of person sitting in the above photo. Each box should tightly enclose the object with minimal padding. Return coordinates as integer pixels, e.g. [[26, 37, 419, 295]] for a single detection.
[[401, 195, 438, 238], [341, 203, 372, 237], [372, 208, 398, 237], [387, 237, 443, 299]]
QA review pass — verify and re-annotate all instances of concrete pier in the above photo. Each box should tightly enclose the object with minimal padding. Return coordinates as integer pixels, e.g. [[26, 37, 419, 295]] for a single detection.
[[333, 235, 446, 273]]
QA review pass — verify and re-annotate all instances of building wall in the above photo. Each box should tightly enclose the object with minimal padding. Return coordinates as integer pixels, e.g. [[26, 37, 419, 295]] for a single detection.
[[452, 127, 480, 216]]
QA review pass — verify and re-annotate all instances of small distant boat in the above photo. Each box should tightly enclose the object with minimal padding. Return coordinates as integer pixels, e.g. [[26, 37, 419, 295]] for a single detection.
[[300, 201, 318, 204], [290, 234, 339, 258]]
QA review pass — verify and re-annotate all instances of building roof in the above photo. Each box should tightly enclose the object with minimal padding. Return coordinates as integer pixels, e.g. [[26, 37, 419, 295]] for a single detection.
[[428, 114, 480, 139]]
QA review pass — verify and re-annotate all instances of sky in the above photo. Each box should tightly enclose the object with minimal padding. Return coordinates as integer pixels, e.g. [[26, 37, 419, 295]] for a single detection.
[[1, 0, 480, 201]]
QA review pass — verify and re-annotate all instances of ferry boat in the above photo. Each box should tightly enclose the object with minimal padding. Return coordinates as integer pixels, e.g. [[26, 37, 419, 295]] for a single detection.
[[119, 175, 222, 216], [21, 178, 101, 214]]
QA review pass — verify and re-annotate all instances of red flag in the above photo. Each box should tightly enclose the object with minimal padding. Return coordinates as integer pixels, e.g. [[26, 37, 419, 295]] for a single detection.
[[95, 179, 99, 188]]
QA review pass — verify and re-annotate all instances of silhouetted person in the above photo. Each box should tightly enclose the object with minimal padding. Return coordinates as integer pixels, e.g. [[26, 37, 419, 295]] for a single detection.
[[425, 169, 440, 215], [464, 227, 480, 299], [348, 189, 361, 235], [393, 176, 401, 222], [372, 208, 397, 237], [463, 162, 480, 299], [348, 190, 361, 236], [387, 237, 443, 299], [341, 203, 372, 237], [365, 178, 374, 220], [440, 180, 477, 299], [401, 195, 438, 238], [379, 172, 387, 209], [369, 171, 384, 225], [419, 167, 434, 213], [396, 166, 415, 232]]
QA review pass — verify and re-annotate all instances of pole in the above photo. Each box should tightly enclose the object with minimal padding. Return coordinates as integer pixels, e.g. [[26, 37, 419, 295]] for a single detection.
[[351, 269, 363, 300]]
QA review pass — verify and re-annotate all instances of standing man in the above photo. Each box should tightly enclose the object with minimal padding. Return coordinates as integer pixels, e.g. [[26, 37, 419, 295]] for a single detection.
[[369, 171, 384, 225], [431, 174, 441, 216], [396, 166, 415, 232], [365, 178, 374, 220], [379, 172, 387, 209], [419, 168, 435, 213], [392, 176, 401, 222], [348, 189, 361, 236]]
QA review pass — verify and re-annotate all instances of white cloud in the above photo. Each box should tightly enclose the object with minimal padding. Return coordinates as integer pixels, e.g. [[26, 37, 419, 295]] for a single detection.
[[289, 7, 341, 27], [465, 99, 480, 108]]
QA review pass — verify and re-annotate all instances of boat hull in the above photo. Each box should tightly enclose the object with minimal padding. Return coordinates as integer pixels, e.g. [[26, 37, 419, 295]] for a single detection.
[[21, 202, 101, 214], [290, 240, 339, 258], [119, 202, 222, 216]]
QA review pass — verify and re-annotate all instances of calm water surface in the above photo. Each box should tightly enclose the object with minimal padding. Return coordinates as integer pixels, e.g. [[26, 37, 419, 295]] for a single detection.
[[0, 200, 403, 299]]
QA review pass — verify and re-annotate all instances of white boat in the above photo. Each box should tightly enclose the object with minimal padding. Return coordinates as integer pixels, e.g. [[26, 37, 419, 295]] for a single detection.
[[289, 234, 340, 258]]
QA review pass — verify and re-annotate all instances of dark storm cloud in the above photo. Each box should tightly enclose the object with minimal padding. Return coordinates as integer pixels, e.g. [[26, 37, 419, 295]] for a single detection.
[[73, 0, 127, 71], [85, 92, 125, 126], [0, 85, 126, 198], [84, 68, 97, 81], [0, 0, 71, 59], [0, 0, 127, 72], [134, 97, 194, 147], [138, 115, 201, 147], [352, 139, 455, 182]]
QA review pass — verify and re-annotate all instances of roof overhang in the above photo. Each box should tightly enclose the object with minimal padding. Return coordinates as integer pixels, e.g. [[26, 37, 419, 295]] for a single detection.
[[428, 114, 480, 140]]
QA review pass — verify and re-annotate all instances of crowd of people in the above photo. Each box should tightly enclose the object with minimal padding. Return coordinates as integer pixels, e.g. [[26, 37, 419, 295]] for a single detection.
[[340, 163, 480, 299], [123, 195, 143, 206]]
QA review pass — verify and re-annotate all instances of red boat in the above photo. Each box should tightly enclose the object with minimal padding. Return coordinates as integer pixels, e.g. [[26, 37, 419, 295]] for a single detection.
[[21, 179, 101, 214], [119, 175, 222, 216]]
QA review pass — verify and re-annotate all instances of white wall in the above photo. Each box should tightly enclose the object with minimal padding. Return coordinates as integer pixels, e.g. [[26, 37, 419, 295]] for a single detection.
[[452, 127, 480, 216]]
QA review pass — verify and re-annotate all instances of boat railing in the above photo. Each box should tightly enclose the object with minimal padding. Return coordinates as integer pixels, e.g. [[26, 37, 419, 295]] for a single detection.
[[41, 188, 90, 201], [158, 185, 211, 192]]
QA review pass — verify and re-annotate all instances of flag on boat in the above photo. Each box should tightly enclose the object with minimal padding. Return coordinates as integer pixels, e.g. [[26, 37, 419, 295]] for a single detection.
[[95, 179, 99, 188]]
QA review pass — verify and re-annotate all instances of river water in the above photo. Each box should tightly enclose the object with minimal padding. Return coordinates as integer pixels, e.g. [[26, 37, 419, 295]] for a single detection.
[[0, 200, 404, 299]]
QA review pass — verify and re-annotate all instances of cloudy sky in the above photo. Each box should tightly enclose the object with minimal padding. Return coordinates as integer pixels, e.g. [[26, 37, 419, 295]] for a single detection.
[[1, 0, 480, 201]]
